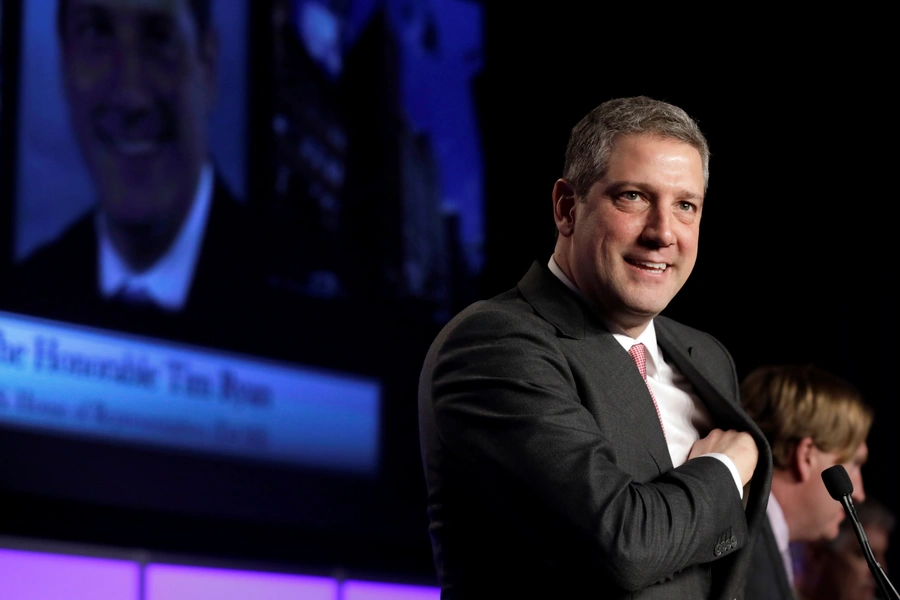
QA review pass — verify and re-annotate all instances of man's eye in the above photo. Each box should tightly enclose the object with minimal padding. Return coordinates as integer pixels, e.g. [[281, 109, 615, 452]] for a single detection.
[[143, 21, 176, 46], [678, 201, 695, 212], [72, 15, 113, 40], [622, 191, 640, 201]]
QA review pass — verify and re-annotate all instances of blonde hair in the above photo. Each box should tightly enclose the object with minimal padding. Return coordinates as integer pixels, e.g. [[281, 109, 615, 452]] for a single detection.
[[741, 364, 872, 468]]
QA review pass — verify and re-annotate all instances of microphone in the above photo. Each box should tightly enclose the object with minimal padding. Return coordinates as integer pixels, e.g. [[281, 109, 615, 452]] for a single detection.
[[821, 465, 899, 600], [822, 463, 854, 499]]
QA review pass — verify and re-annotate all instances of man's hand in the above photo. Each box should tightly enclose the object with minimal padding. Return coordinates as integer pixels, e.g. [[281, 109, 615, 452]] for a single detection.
[[690, 429, 758, 486]]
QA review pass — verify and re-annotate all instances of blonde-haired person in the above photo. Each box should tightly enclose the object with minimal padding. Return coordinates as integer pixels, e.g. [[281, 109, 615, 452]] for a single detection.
[[742, 364, 872, 600], [797, 496, 894, 600]]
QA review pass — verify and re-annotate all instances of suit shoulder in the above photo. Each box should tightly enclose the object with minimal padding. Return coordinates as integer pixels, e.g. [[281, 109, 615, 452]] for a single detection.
[[17, 212, 97, 279], [426, 287, 558, 359], [445, 287, 554, 335], [655, 314, 732, 356]]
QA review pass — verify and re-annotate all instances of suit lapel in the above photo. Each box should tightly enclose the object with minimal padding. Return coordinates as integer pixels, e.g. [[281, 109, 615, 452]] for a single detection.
[[585, 331, 675, 474], [655, 323, 747, 431], [517, 262, 673, 474], [656, 319, 775, 600]]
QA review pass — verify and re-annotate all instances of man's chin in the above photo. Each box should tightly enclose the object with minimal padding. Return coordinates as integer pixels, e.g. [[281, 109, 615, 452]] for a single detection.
[[823, 518, 844, 541], [621, 297, 672, 320], [102, 201, 175, 233]]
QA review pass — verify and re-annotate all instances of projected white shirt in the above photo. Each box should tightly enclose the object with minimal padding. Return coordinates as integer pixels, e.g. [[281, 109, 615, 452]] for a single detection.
[[766, 492, 794, 586], [97, 163, 214, 311]]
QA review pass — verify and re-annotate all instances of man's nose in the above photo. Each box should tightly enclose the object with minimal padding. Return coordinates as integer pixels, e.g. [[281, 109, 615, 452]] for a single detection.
[[850, 470, 866, 504], [641, 205, 675, 247], [111, 47, 153, 111]]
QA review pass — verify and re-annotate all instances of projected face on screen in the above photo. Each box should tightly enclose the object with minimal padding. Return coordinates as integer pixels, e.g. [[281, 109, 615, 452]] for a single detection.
[[58, 0, 217, 268]]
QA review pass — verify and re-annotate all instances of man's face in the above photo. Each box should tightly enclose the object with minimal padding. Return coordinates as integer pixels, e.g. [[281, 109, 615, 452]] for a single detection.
[[560, 134, 704, 334], [802, 441, 868, 542], [60, 0, 216, 229]]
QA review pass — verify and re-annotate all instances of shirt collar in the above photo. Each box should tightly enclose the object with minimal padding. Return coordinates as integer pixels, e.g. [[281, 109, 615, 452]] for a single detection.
[[767, 492, 794, 582], [548, 256, 659, 370], [98, 163, 215, 311], [767, 492, 790, 551], [548, 255, 580, 296]]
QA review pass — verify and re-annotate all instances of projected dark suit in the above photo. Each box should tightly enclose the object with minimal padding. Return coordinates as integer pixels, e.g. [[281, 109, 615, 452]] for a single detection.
[[419, 262, 773, 599], [744, 517, 795, 600], [11, 175, 277, 329]]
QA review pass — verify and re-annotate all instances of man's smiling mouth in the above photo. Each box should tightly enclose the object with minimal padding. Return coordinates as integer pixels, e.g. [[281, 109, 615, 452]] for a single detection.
[[92, 108, 176, 158], [627, 259, 668, 273], [106, 138, 161, 156]]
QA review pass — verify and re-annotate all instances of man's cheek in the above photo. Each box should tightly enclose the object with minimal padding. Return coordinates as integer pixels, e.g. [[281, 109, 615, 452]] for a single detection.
[[146, 64, 189, 92], [67, 56, 112, 91]]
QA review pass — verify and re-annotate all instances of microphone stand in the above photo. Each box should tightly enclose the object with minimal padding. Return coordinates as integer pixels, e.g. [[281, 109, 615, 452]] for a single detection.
[[838, 495, 900, 600]]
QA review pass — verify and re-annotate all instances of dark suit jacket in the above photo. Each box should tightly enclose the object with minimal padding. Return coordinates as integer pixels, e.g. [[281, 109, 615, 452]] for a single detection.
[[418, 261, 773, 599], [744, 515, 795, 600]]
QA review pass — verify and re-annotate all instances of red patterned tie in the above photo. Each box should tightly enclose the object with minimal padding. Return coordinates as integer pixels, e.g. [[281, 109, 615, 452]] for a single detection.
[[628, 343, 667, 442]]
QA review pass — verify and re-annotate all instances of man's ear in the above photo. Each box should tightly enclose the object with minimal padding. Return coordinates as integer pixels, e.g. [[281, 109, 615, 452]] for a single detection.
[[552, 179, 577, 237], [793, 437, 816, 483]]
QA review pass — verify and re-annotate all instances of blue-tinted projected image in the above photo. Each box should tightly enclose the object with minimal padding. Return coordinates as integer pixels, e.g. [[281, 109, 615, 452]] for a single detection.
[[10, 0, 484, 325], [1, 0, 3, 117], [12, 0, 251, 318], [0, 0, 481, 574], [269, 0, 484, 320], [0, 0, 484, 479]]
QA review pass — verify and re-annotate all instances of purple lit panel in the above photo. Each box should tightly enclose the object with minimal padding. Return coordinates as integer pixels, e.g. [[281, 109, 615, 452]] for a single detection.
[[0, 548, 139, 600], [146, 564, 338, 600], [342, 580, 441, 600]]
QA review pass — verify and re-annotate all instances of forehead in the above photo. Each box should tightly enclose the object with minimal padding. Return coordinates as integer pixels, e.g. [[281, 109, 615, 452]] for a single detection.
[[605, 133, 704, 189], [66, 0, 190, 17], [609, 133, 701, 160], [829, 440, 867, 465]]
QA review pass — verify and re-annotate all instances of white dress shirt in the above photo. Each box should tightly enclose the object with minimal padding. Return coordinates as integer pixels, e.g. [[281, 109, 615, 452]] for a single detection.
[[97, 164, 214, 311], [766, 493, 795, 587], [548, 257, 743, 497]]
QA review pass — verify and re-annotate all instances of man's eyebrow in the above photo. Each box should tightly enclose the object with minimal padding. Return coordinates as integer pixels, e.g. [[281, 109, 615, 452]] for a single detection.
[[677, 190, 704, 202], [603, 180, 652, 195], [605, 180, 644, 189], [69, 4, 111, 16], [69, 2, 176, 20], [605, 180, 704, 201], [141, 12, 179, 27]]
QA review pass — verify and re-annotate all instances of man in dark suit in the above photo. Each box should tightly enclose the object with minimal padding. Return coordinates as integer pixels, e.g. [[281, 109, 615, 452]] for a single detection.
[[741, 364, 872, 600], [10, 0, 272, 323], [419, 96, 773, 599]]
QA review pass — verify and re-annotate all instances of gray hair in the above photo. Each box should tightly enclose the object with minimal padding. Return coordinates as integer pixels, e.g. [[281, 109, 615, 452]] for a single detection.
[[563, 96, 710, 197]]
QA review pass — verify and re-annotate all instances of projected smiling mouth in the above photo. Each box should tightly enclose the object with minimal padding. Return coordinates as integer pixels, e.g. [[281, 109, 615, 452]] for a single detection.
[[91, 104, 177, 158]]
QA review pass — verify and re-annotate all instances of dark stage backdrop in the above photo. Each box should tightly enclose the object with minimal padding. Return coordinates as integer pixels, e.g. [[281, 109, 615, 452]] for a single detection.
[[0, 0, 896, 586], [478, 3, 898, 573]]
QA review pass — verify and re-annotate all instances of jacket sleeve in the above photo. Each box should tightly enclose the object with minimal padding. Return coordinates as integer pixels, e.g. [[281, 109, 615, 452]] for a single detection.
[[425, 306, 748, 592]]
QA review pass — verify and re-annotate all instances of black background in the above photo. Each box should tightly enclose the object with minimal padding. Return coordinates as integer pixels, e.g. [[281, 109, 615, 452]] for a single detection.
[[478, 3, 898, 576]]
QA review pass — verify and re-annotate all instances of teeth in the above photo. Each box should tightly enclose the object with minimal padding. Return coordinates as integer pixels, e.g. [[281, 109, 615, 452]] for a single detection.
[[111, 140, 159, 156], [636, 261, 667, 271]]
